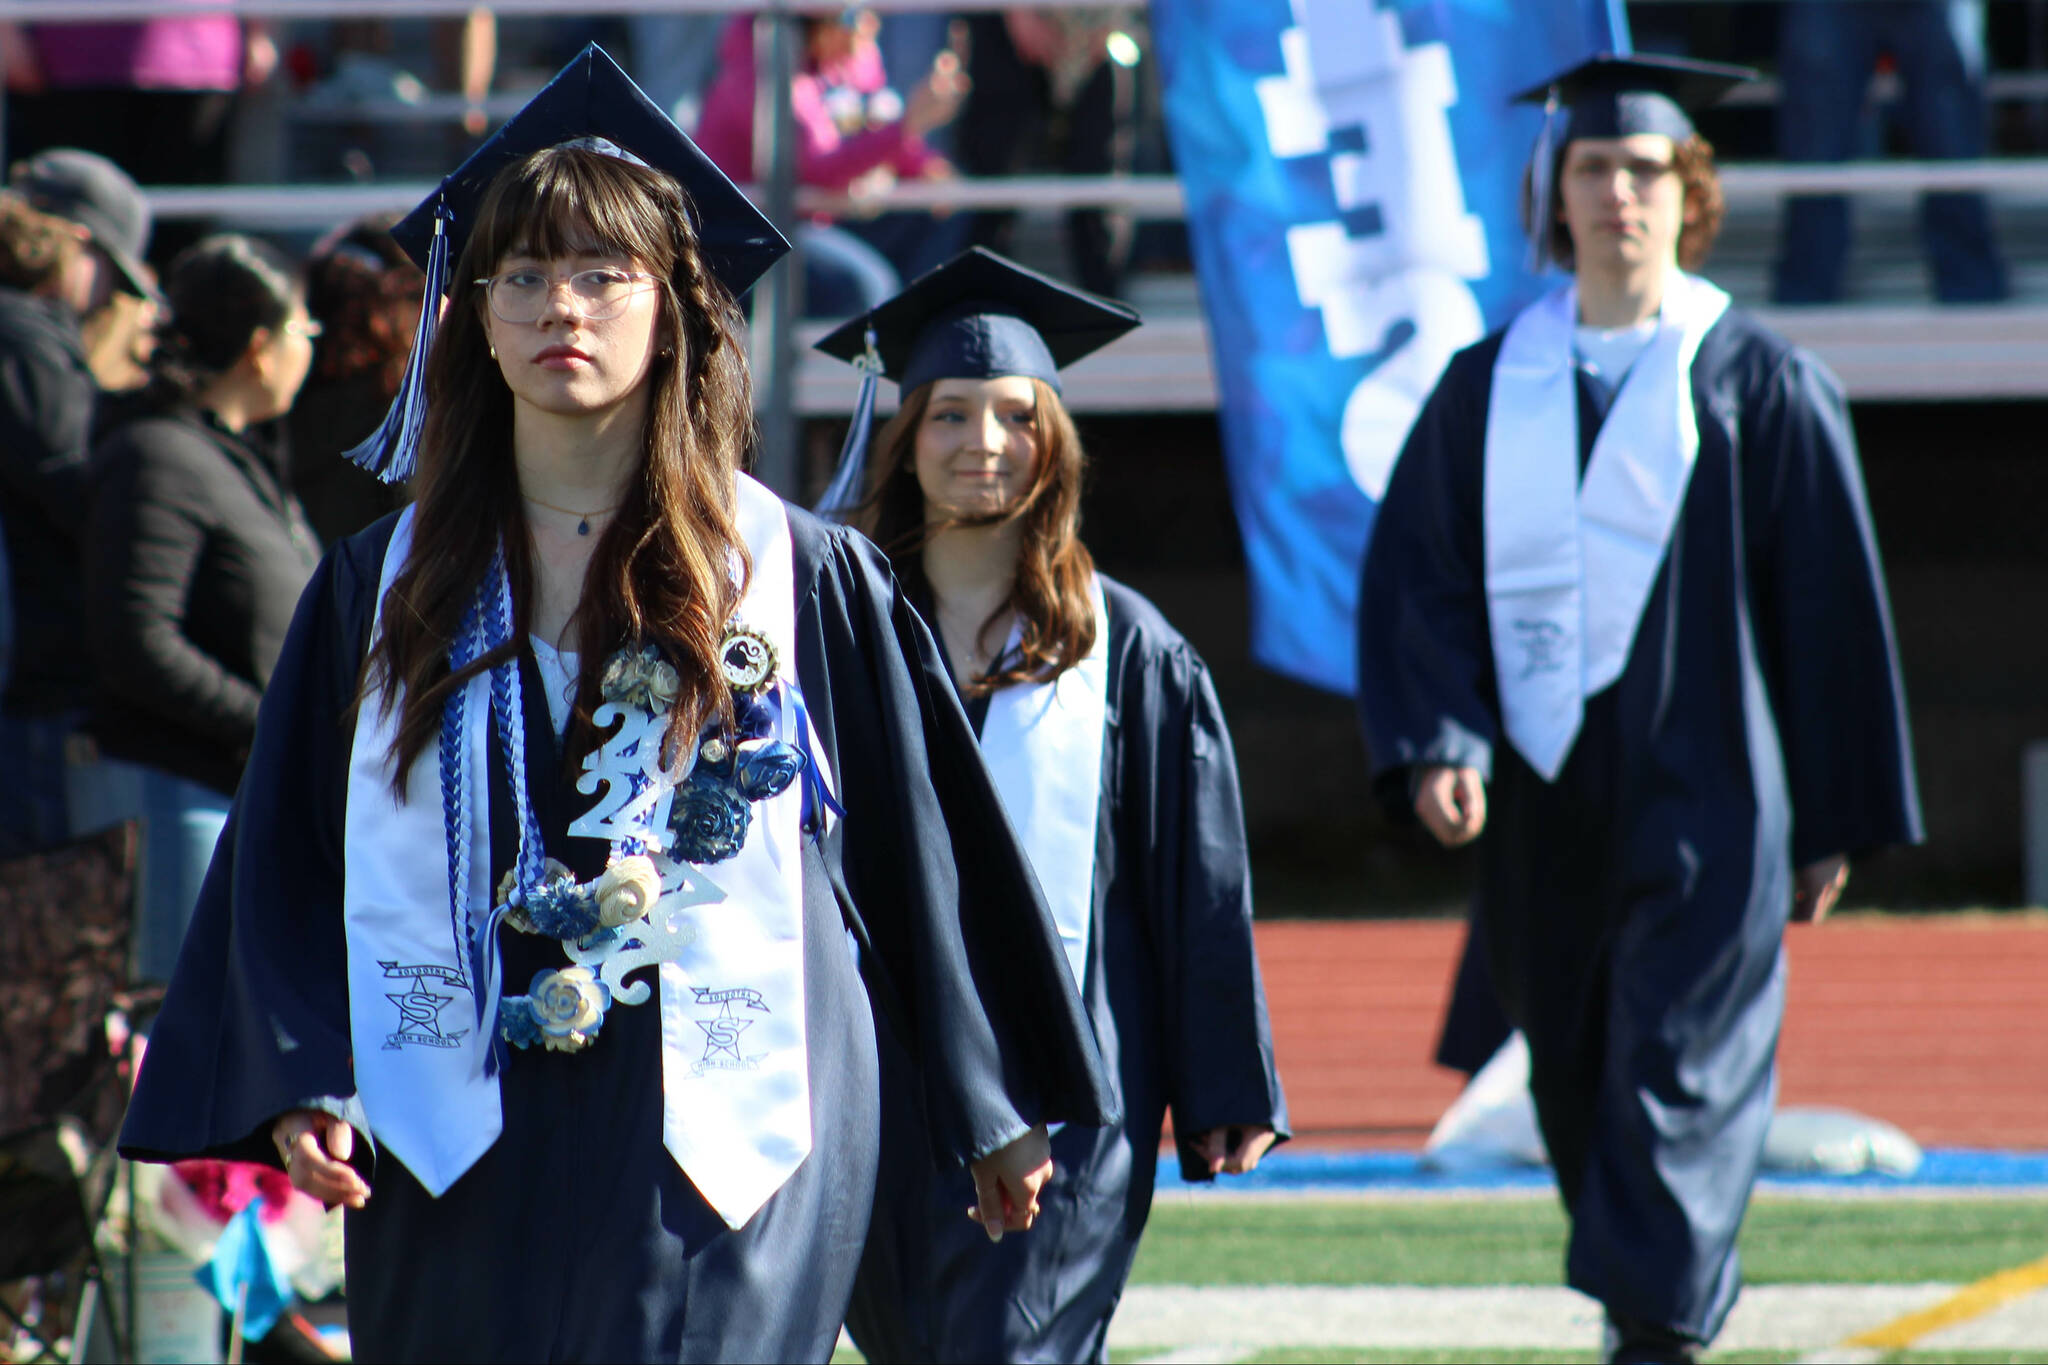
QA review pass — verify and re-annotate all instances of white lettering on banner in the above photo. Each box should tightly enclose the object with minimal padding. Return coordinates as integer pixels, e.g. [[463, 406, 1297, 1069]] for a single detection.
[[1254, 0, 1488, 501]]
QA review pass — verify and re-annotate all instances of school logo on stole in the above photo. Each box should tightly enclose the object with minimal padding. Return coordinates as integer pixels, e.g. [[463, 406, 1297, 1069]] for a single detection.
[[690, 986, 769, 1075], [379, 960, 471, 1051]]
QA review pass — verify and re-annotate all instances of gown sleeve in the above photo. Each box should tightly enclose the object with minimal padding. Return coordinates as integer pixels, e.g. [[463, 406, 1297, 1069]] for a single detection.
[[119, 520, 394, 1167], [1744, 349, 1924, 867], [1137, 639, 1291, 1179], [1354, 344, 1502, 817], [793, 518, 1118, 1167]]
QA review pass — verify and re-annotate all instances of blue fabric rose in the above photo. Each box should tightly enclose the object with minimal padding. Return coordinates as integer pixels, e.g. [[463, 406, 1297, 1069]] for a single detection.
[[528, 966, 611, 1052], [734, 739, 805, 802], [668, 769, 752, 863]]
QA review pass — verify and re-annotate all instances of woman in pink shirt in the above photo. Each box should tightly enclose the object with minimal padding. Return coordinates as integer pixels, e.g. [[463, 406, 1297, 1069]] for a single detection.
[[695, 10, 967, 315]]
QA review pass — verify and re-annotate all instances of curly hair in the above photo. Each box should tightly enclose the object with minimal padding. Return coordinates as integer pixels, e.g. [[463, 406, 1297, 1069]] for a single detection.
[[365, 144, 756, 789], [1528, 132, 1726, 271], [852, 377, 1097, 695], [306, 215, 425, 399]]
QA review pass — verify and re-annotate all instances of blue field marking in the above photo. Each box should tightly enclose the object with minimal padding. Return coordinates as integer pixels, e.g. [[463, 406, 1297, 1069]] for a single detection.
[[1156, 1147, 2048, 1194]]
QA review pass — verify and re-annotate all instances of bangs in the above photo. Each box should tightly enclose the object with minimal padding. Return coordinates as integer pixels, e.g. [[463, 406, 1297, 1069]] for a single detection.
[[466, 145, 687, 274]]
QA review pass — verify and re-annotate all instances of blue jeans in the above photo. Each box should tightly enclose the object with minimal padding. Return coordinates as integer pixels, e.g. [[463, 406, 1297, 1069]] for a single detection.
[[0, 712, 77, 859], [1774, 2, 2008, 303], [69, 758, 230, 984], [797, 223, 901, 318]]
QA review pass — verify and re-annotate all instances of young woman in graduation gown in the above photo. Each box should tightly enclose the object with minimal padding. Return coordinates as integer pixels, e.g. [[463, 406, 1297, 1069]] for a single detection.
[[119, 47, 1114, 1365], [1356, 55, 1921, 1363], [818, 247, 1289, 1365]]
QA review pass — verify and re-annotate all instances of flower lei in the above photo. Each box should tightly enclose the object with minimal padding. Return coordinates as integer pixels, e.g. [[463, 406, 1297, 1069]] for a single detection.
[[491, 626, 810, 1056]]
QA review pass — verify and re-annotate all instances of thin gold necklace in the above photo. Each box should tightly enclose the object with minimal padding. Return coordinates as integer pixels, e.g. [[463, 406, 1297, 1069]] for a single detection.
[[522, 492, 620, 537]]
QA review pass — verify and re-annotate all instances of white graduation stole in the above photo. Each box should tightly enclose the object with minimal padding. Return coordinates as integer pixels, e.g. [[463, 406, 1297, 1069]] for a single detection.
[[653, 475, 813, 1227], [977, 578, 1109, 994], [342, 476, 817, 1227], [1481, 270, 1729, 781]]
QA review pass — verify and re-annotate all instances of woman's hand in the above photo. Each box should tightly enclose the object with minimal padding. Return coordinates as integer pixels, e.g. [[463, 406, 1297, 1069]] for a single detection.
[[965, 1123, 1052, 1242], [1792, 854, 1849, 924], [1414, 765, 1487, 847], [272, 1109, 371, 1210], [1189, 1124, 1278, 1176]]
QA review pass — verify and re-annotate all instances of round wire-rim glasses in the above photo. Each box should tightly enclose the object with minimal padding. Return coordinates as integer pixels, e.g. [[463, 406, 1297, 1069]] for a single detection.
[[472, 267, 665, 324]]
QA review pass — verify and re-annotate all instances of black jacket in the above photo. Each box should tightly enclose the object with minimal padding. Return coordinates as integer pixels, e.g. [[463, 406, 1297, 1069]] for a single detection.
[[0, 287, 100, 716], [85, 407, 322, 795]]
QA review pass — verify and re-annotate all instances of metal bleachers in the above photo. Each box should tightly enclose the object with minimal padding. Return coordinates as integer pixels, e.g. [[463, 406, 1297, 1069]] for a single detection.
[[15, 0, 2048, 412]]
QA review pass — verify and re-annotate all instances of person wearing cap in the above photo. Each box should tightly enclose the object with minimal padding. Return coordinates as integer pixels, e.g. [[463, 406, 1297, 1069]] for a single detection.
[[0, 148, 154, 858], [1356, 55, 1922, 1363], [814, 247, 1288, 1365], [118, 47, 1114, 1363]]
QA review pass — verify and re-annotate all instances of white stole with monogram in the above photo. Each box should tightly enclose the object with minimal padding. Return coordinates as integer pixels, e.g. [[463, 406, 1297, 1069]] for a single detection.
[[342, 475, 816, 1227], [977, 579, 1110, 995], [1482, 270, 1730, 781]]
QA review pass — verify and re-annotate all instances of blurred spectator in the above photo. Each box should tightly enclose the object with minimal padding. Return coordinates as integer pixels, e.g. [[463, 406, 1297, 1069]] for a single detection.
[[83, 235, 321, 983], [287, 10, 496, 181], [289, 215, 419, 546], [696, 10, 969, 315], [1774, 1, 2009, 304], [955, 9, 1143, 298], [624, 13, 726, 132], [1, 15, 276, 262], [0, 150, 153, 860]]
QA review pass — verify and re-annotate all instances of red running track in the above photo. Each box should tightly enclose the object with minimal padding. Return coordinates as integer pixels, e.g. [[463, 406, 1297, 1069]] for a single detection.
[[1253, 915, 2048, 1151]]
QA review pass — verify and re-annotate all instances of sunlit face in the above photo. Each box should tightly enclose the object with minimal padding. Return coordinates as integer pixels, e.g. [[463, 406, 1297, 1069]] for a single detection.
[[913, 375, 1042, 520], [480, 247, 666, 421], [1557, 133, 1692, 275], [249, 302, 318, 422]]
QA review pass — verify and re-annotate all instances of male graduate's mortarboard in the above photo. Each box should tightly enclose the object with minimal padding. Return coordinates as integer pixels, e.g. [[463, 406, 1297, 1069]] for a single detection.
[[1511, 52, 1755, 271], [346, 42, 790, 484], [810, 246, 1140, 518]]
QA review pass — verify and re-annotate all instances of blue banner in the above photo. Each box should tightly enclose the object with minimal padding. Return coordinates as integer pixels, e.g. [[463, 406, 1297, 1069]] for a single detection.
[[1154, 0, 1626, 694]]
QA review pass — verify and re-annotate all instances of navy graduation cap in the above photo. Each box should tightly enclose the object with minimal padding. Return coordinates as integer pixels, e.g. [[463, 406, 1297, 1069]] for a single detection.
[[346, 42, 789, 484], [811, 247, 1139, 516], [1513, 52, 1754, 270]]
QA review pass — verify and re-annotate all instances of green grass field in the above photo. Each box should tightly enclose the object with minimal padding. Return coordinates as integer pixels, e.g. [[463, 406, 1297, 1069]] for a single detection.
[[1129, 1194, 2048, 1287]]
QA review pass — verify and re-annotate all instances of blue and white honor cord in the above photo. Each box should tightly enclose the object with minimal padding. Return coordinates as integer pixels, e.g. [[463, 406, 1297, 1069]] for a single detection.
[[439, 548, 551, 1075]]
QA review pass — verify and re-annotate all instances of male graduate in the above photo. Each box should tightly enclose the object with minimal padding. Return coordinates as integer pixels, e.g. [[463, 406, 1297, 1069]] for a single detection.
[[1356, 54, 1922, 1364]]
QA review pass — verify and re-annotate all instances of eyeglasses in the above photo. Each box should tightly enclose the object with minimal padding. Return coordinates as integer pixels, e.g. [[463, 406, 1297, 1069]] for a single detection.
[[284, 317, 324, 340], [472, 267, 664, 324]]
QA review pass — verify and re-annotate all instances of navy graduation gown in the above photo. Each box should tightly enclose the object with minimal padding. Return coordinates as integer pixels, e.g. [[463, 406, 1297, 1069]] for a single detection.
[[120, 505, 1116, 1363], [1357, 307, 1921, 1341], [847, 575, 1289, 1365]]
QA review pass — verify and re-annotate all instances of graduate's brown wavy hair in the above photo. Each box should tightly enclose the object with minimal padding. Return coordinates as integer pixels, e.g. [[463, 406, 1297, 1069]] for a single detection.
[[366, 145, 753, 788], [1528, 132, 1725, 270], [853, 377, 1097, 696]]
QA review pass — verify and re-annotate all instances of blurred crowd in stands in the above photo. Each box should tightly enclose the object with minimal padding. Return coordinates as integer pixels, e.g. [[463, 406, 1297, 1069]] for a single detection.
[[0, 1, 2038, 1138]]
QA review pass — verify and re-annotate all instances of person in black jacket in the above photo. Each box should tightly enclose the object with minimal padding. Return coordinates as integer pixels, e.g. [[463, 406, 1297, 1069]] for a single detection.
[[0, 150, 155, 857], [85, 234, 321, 982]]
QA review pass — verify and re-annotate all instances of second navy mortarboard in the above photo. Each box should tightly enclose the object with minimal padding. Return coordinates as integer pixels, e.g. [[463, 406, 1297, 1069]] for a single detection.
[[814, 246, 1139, 396]]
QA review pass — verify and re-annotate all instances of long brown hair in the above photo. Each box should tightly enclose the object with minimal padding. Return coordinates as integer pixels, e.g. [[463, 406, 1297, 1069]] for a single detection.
[[854, 377, 1096, 695], [366, 144, 755, 788]]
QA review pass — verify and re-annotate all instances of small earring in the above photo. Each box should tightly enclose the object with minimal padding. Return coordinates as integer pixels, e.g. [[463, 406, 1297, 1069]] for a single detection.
[[489, 344, 498, 360]]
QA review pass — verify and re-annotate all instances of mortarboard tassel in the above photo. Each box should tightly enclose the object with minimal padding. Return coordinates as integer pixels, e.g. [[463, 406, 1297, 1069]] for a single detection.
[[811, 323, 882, 520], [1526, 86, 1562, 274], [343, 201, 453, 484]]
